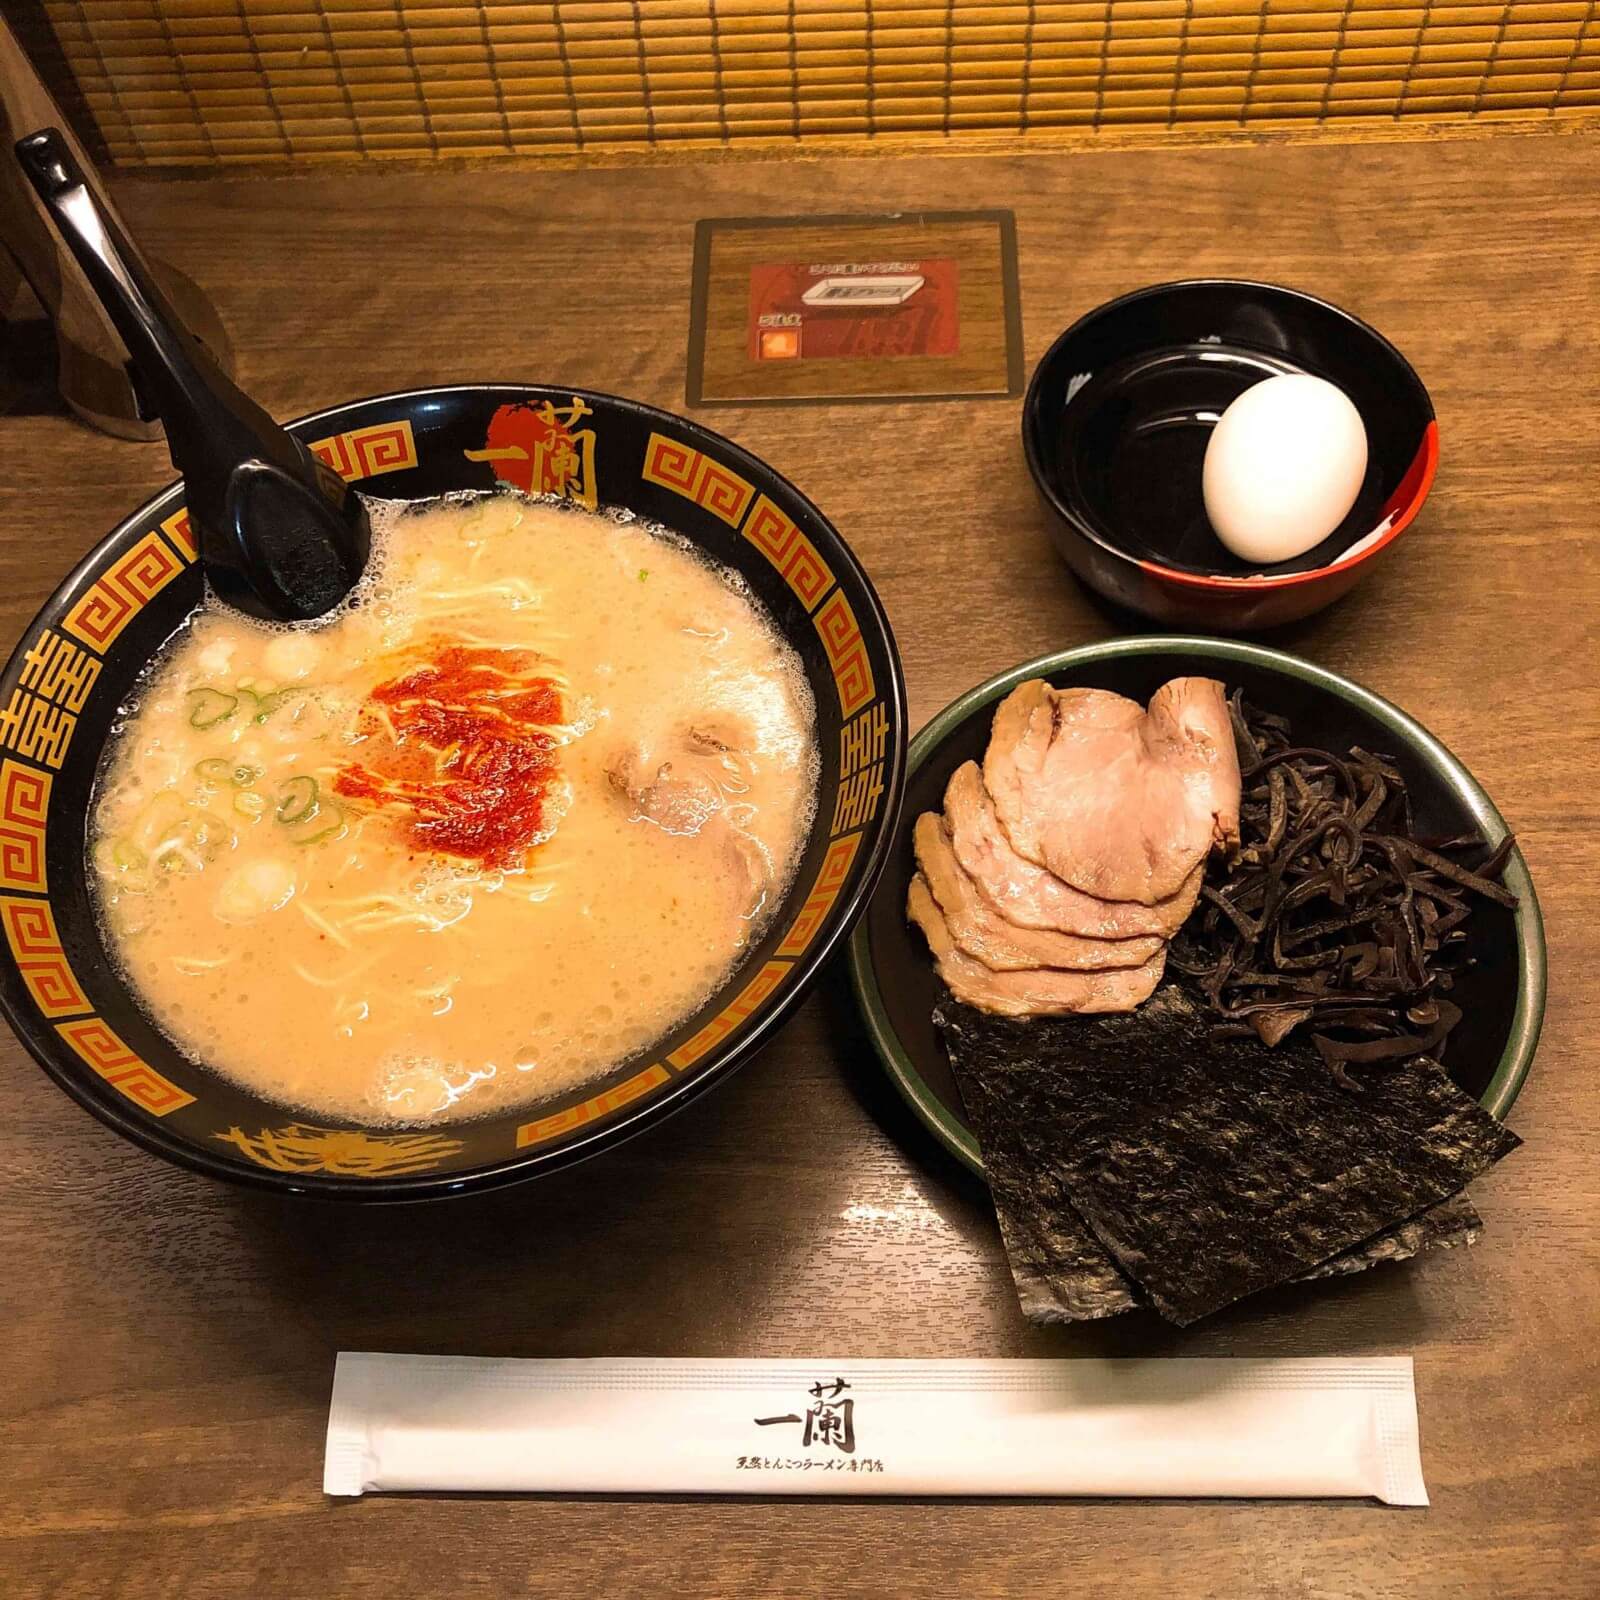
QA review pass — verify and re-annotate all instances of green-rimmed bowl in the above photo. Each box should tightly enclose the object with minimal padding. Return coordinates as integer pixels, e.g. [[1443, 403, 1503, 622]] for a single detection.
[[848, 636, 1544, 1175]]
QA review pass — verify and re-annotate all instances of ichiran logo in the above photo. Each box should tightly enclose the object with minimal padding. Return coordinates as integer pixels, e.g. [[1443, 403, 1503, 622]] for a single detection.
[[754, 1377, 856, 1453]]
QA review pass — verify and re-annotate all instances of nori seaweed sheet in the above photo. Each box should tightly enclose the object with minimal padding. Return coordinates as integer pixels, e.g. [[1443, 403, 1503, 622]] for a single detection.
[[953, 1044, 1139, 1320], [964, 1039, 1484, 1324], [1302, 1191, 1482, 1282], [938, 986, 1519, 1326]]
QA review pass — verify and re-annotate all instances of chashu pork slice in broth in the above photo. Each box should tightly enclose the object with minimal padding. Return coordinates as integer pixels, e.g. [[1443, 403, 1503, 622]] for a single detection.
[[912, 811, 1163, 973], [942, 762, 1202, 939], [983, 678, 1241, 905], [907, 876, 1166, 1017]]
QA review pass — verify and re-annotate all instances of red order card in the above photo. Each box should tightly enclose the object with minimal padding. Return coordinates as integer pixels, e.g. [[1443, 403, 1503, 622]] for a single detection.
[[748, 258, 960, 362]]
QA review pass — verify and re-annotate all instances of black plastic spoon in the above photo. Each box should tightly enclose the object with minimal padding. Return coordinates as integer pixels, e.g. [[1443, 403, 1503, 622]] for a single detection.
[[15, 128, 370, 621]]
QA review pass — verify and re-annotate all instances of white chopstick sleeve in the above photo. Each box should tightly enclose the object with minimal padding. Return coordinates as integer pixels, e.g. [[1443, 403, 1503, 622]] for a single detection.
[[324, 1354, 1427, 1505]]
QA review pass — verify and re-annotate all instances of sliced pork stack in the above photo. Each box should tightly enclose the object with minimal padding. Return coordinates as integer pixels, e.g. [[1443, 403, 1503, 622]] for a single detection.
[[909, 676, 1241, 1017], [907, 879, 1167, 1018]]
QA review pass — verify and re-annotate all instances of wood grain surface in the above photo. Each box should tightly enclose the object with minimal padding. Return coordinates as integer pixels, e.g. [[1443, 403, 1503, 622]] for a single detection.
[[0, 131, 1596, 1599]]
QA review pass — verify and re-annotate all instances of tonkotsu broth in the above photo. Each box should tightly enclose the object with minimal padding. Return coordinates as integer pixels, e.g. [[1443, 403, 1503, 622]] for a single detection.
[[89, 493, 818, 1123]]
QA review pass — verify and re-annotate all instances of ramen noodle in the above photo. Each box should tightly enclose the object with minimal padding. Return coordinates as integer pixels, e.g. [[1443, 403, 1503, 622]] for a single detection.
[[89, 493, 818, 1124]]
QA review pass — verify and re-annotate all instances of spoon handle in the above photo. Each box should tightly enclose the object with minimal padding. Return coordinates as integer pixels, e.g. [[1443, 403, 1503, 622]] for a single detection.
[[14, 127, 369, 622], [15, 127, 281, 466]]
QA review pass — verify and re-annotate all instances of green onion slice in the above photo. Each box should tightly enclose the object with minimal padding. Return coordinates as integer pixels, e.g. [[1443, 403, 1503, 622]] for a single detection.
[[275, 775, 321, 824], [289, 804, 346, 847], [187, 687, 237, 729]]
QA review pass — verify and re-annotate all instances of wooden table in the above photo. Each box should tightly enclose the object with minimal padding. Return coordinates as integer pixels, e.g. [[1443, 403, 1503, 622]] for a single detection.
[[2, 130, 1596, 1599]]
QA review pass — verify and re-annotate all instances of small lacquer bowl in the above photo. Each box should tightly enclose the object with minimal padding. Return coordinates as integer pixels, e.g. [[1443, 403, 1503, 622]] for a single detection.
[[1023, 280, 1437, 632]]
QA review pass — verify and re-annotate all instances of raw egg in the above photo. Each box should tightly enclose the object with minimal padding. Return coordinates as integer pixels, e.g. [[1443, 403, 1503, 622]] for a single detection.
[[1201, 374, 1369, 565]]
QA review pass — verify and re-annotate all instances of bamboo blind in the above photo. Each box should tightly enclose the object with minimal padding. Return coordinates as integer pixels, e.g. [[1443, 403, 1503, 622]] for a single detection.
[[23, 1, 1600, 165]]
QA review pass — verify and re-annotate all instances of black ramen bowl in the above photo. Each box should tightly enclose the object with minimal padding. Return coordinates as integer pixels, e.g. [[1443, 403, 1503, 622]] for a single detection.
[[0, 385, 905, 1198], [849, 638, 1542, 1173], [1023, 281, 1438, 632]]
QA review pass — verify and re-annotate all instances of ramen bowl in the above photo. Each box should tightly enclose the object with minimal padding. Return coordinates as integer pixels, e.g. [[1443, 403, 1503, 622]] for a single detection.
[[0, 386, 905, 1198], [1023, 280, 1438, 632]]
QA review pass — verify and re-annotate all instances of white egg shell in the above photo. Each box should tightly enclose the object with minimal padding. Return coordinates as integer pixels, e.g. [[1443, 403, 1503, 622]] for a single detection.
[[1202, 374, 1369, 566]]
